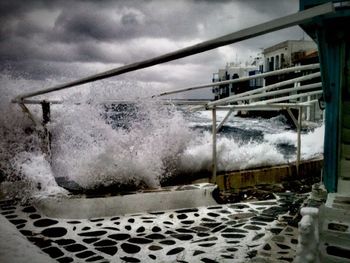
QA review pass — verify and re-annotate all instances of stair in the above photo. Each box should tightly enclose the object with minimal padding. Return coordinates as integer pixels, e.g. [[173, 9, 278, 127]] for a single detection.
[[338, 101, 350, 193], [319, 194, 350, 262]]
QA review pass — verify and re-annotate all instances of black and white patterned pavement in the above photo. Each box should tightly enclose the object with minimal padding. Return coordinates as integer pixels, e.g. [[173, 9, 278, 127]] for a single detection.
[[0, 190, 305, 263]]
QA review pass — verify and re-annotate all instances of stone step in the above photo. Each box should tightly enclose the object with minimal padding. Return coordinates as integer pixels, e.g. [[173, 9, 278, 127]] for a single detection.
[[340, 159, 350, 179], [319, 202, 350, 262], [325, 195, 350, 214], [321, 226, 350, 244], [319, 242, 350, 263], [342, 144, 350, 160]]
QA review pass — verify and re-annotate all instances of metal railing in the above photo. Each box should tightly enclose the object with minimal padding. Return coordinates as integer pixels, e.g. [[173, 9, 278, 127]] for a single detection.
[[154, 63, 320, 98], [12, 2, 334, 184]]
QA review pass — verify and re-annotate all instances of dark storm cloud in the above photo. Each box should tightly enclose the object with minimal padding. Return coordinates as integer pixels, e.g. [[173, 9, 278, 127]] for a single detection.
[[0, 0, 56, 38], [0, 0, 305, 94], [50, 0, 220, 43], [0, 0, 55, 17], [242, 0, 298, 16], [52, 7, 142, 42]]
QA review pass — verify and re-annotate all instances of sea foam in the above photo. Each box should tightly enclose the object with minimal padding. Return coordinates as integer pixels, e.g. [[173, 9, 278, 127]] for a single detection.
[[0, 74, 324, 196]]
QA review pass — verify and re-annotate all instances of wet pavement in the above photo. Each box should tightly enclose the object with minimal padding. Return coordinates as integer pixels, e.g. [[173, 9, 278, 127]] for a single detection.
[[0, 191, 308, 263]]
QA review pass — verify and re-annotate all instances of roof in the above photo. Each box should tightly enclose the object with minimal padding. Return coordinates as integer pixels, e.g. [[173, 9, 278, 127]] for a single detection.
[[263, 40, 316, 54]]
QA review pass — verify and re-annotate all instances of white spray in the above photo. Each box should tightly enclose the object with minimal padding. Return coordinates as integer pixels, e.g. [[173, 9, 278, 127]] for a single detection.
[[0, 74, 325, 196]]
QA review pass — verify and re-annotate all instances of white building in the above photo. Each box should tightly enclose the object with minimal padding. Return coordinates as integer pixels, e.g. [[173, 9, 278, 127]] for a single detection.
[[263, 40, 317, 71], [211, 40, 322, 122], [212, 63, 260, 100]]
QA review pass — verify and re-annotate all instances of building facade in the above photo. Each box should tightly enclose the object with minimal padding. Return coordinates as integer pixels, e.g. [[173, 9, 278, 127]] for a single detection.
[[212, 63, 262, 100], [263, 40, 322, 122], [263, 40, 317, 72], [211, 39, 322, 122]]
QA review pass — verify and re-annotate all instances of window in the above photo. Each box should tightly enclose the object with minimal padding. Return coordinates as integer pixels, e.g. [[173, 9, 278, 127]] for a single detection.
[[270, 57, 274, 71], [275, 55, 279, 69], [266, 58, 269, 71], [281, 53, 285, 68]]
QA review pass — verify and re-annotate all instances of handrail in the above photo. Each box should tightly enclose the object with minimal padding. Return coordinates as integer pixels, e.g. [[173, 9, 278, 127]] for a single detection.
[[154, 64, 320, 98], [191, 71, 321, 110], [13, 2, 333, 101], [14, 64, 320, 105], [208, 72, 321, 105], [214, 103, 314, 111], [246, 90, 322, 106], [14, 99, 211, 106], [220, 82, 322, 105], [210, 91, 322, 111]]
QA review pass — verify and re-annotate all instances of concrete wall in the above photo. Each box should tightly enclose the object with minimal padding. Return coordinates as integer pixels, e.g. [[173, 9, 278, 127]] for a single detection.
[[216, 158, 323, 192], [34, 184, 218, 219]]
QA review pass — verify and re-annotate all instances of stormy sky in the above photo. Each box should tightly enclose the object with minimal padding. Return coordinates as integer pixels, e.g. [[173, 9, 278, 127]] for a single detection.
[[0, 0, 307, 98]]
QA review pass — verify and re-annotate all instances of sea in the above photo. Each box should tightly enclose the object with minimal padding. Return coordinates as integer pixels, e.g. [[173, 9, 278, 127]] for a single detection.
[[0, 75, 324, 199]]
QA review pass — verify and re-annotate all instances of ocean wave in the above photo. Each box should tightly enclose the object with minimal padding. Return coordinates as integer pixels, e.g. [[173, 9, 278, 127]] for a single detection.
[[0, 74, 325, 195]]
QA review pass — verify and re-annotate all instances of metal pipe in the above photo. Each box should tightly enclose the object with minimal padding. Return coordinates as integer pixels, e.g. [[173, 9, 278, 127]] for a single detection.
[[298, 99, 319, 106], [212, 107, 217, 184], [191, 72, 321, 110], [216, 108, 235, 133], [218, 82, 321, 106], [14, 99, 63, 105], [156, 64, 320, 98], [297, 107, 302, 176], [214, 103, 308, 111], [213, 107, 287, 111], [14, 2, 333, 101], [287, 108, 299, 128], [194, 90, 322, 111], [251, 90, 322, 106], [14, 98, 211, 106]]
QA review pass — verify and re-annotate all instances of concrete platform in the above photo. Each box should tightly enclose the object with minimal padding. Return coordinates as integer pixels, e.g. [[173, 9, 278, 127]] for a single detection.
[[0, 213, 56, 263]]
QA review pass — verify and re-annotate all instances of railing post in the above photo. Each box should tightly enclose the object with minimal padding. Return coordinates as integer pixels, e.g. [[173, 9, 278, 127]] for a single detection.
[[211, 107, 217, 184], [286, 107, 302, 175], [41, 100, 51, 125], [41, 100, 52, 163], [297, 107, 302, 176]]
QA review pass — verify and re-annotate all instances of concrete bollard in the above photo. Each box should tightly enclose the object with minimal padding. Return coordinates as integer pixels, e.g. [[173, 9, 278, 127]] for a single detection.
[[295, 207, 320, 263]]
